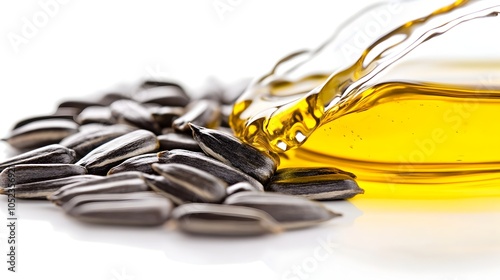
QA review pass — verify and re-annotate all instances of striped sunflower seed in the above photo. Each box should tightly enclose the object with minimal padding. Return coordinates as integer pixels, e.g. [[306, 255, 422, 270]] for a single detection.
[[190, 124, 278, 183], [266, 167, 364, 200], [158, 149, 264, 191], [59, 124, 134, 158], [0, 144, 77, 172], [157, 133, 201, 152], [148, 163, 227, 204], [0, 175, 101, 199], [107, 153, 159, 175], [76, 106, 116, 125], [171, 203, 282, 236], [134, 85, 190, 107], [61, 191, 164, 212], [225, 182, 261, 196], [149, 106, 185, 128], [3, 119, 79, 150], [224, 192, 341, 230], [97, 92, 131, 106], [57, 100, 101, 115], [110, 100, 161, 134], [65, 194, 173, 227], [11, 115, 75, 130], [76, 129, 159, 175], [172, 99, 221, 132], [48, 171, 151, 206], [0, 164, 87, 188], [139, 80, 183, 90]]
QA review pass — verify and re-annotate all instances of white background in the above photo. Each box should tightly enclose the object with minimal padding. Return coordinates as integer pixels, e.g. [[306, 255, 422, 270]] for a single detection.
[[1, 1, 500, 280]]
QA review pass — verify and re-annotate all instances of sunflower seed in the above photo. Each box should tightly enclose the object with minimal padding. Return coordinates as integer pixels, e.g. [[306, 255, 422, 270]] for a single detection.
[[171, 203, 282, 236], [189, 124, 278, 183], [172, 99, 221, 132], [148, 163, 227, 204], [65, 195, 173, 226], [157, 133, 201, 152], [0, 144, 77, 172], [110, 100, 160, 133], [138, 80, 184, 91], [158, 149, 264, 191], [0, 164, 87, 188], [149, 106, 185, 128], [97, 92, 131, 106], [48, 171, 151, 206], [11, 115, 75, 130], [61, 191, 163, 212], [273, 167, 357, 180], [76, 130, 159, 175], [134, 85, 190, 107], [107, 153, 159, 175], [57, 100, 101, 115], [4, 119, 79, 150], [76, 106, 116, 125], [266, 168, 364, 200], [225, 182, 260, 196], [1, 175, 102, 199], [60, 124, 134, 158], [224, 192, 341, 229]]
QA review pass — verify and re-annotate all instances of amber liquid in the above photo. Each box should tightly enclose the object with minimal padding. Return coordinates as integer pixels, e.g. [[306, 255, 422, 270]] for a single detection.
[[230, 0, 500, 198]]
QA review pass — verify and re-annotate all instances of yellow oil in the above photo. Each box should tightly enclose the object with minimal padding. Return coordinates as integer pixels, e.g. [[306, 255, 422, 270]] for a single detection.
[[230, 1, 500, 198]]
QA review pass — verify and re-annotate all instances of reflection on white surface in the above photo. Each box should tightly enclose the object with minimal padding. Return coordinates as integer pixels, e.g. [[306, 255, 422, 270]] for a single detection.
[[1, 196, 500, 280]]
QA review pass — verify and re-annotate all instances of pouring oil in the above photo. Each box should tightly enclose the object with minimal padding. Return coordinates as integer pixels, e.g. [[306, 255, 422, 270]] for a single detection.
[[230, 0, 500, 198]]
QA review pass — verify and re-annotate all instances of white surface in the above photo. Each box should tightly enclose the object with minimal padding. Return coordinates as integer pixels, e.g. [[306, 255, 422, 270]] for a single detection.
[[1, 1, 500, 279]]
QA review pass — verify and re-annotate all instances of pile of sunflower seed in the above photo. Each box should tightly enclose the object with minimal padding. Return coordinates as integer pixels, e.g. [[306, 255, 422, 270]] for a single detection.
[[0, 79, 364, 236]]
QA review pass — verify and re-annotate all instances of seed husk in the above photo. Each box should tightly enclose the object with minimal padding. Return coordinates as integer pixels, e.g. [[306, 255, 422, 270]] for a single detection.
[[48, 171, 151, 206], [266, 168, 364, 200], [0, 164, 87, 188], [1, 175, 102, 199], [273, 167, 357, 180], [190, 124, 278, 183], [225, 182, 261, 196], [138, 80, 185, 91], [224, 192, 341, 229], [57, 100, 102, 115], [4, 119, 79, 150], [107, 153, 159, 175], [65, 195, 173, 227], [62, 191, 164, 212], [149, 106, 185, 128], [134, 85, 190, 107], [97, 92, 131, 106], [76, 129, 159, 175], [157, 133, 202, 152], [158, 149, 264, 191], [172, 99, 221, 132], [60, 124, 134, 158], [110, 100, 161, 133], [148, 163, 227, 204], [76, 106, 116, 125], [11, 115, 75, 130], [171, 203, 282, 236], [0, 144, 77, 172]]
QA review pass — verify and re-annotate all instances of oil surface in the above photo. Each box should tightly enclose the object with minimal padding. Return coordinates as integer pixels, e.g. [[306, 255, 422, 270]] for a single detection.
[[230, 0, 500, 197]]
